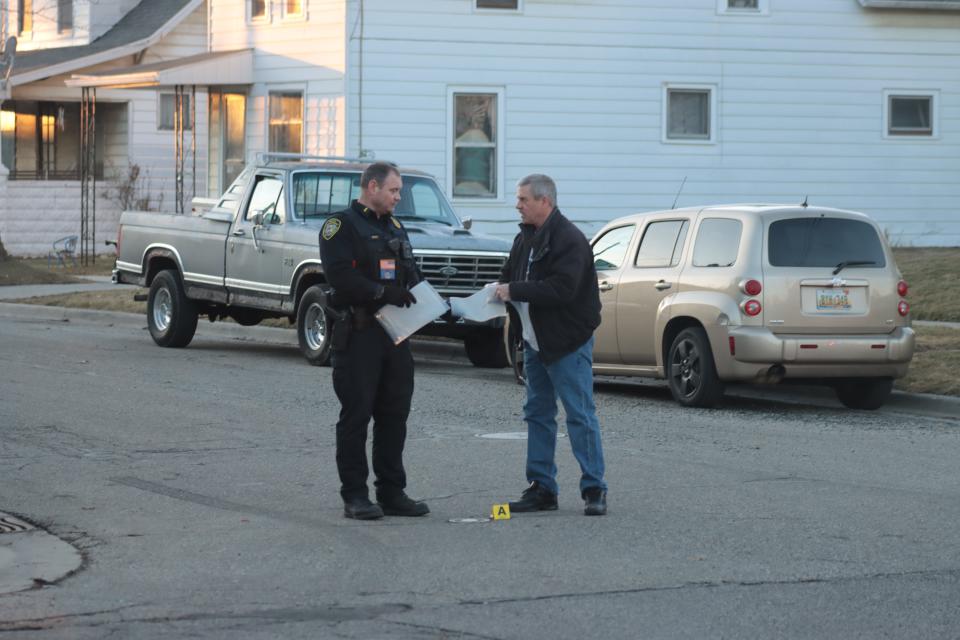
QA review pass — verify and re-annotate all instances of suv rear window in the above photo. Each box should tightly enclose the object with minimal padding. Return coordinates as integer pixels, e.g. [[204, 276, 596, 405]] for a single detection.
[[768, 218, 886, 268]]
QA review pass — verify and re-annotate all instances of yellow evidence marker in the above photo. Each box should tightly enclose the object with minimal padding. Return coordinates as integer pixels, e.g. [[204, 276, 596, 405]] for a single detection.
[[491, 503, 511, 520]]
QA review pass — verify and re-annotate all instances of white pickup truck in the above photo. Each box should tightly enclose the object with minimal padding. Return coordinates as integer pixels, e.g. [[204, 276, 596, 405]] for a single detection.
[[112, 155, 512, 367]]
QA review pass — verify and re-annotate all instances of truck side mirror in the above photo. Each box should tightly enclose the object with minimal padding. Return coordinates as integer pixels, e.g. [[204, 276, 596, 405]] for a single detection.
[[461, 216, 473, 230], [250, 211, 265, 227]]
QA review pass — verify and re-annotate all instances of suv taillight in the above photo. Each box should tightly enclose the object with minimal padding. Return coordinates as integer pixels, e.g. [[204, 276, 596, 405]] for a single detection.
[[898, 300, 909, 317], [897, 280, 908, 297], [741, 279, 762, 296], [742, 299, 762, 316]]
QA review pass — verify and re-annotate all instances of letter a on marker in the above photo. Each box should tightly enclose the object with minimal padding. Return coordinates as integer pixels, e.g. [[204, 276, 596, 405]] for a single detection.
[[492, 504, 511, 520]]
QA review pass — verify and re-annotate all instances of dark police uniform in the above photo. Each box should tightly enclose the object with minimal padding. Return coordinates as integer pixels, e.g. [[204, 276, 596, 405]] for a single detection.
[[318, 200, 421, 503]]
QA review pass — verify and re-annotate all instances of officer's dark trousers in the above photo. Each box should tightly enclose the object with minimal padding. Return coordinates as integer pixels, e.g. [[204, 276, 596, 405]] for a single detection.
[[331, 324, 414, 502]]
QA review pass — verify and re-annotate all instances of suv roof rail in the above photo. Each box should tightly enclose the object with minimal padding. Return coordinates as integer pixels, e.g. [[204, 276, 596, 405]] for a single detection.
[[254, 152, 374, 165]]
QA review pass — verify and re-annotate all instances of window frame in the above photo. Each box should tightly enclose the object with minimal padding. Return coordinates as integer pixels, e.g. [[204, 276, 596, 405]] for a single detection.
[[716, 0, 770, 16], [591, 224, 637, 273], [18, 0, 33, 35], [662, 83, 718, 145], [57, 0, 73, 32], [266, 86, 305, 155], [248, 0, 270, 24], [281, 0, 307, 21], [474, 0, 523, 13], [157, 93, 193, 131], [883, 89, 939, 139], [447, 85, 505, 203]]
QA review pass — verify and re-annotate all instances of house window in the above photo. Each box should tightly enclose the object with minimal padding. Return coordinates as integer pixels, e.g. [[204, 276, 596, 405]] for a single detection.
[[18, 0, 32, 33], [663, 84, 716, 143], [250, 0, 268, 21], [1, 100, 103, 180], [268, 91, 303, 154], [476, 0, 520, 9], [887, 93, 935, 137], [158, 94, 192, 131], [283, 0, 304, 18], [58, 0, 73, 31], [452, 92, 498, 198], [717, 0, 769, 14]]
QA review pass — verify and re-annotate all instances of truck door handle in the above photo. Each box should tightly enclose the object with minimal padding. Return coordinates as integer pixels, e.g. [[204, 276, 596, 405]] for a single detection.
[[231, 229, 246, 236], [598, 280, 614, 292], [654, 280, 672, 291]]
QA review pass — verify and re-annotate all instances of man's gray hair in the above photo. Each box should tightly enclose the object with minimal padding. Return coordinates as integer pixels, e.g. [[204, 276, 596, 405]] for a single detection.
[[517, 174, 557, 206]]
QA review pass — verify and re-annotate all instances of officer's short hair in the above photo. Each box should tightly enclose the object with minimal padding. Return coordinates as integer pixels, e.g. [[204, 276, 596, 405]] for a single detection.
[[361, 161, 400, 189], [517, 174, 557, 206]]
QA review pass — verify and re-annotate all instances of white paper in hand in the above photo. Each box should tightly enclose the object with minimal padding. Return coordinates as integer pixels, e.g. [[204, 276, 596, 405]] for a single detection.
[[449, 283, 507, 323], [375, 280, 449, 345]]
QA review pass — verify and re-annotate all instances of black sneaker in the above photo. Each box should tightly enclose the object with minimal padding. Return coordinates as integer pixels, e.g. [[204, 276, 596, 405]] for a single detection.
[[508, 481, 559, 513], [377, 492, 430, 517], [583, 487, 607, 516], [343, 497, 384, 520]]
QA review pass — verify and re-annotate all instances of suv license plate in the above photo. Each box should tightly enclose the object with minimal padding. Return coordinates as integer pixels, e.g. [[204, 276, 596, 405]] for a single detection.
[[816, 288, 852, 311]]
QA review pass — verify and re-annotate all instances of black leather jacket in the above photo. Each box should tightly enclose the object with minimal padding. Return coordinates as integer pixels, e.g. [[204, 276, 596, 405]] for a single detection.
[[499, 208, 601, 364]]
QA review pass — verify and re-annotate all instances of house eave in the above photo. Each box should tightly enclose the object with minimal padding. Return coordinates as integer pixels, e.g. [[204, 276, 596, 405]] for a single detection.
[[8, 0, 204, 87]]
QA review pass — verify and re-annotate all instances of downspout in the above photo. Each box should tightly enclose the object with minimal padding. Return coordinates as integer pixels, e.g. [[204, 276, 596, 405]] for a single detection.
[[358, 0, 364, 157]]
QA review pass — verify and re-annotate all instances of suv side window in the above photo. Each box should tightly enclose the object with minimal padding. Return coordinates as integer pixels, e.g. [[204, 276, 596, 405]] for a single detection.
[[634, 219, 689, 268], [592, 225, 635, 271], [692, 218, 741, 267], [292, 172, 360, 219], [245, 175, 285, 225]]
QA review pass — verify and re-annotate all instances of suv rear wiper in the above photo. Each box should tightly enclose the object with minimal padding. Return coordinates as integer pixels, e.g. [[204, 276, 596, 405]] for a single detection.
[[832, 260, 877, 275]]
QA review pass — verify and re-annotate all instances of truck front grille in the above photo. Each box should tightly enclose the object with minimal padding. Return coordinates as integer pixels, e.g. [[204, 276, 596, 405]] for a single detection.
[[415, 253, 507, 293]]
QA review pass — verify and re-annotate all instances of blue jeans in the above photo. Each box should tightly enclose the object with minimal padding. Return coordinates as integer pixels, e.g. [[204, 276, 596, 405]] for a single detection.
[[523, 336, 607, 496]]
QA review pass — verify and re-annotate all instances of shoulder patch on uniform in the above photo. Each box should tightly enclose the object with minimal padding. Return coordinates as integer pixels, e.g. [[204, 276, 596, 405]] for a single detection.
[[321, 218, 342, 240], [391, 217, 402, 229]]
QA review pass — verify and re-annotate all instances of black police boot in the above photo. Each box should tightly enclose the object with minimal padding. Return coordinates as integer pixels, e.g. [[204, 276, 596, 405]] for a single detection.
[[343, 497, 384, 520], [508, 481, 559, 513], [377, 492, 430, 517], [583, 487, 607, 516]]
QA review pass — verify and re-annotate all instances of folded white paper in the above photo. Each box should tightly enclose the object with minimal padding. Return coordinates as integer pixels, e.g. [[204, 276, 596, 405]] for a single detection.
[[375, 280, 449, 345], [449, 283, 507, 323]]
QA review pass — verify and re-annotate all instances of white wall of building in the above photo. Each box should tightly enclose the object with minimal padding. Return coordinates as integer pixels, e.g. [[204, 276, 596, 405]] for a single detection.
[[344, 0, 960, 246], [209, 0, 346, 160]]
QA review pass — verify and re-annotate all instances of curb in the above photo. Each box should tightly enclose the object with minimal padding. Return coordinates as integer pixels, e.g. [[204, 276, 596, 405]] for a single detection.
[[0, 513, 82, 595]]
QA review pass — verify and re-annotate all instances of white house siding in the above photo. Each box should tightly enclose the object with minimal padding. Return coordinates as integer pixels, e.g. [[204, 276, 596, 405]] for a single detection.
[[209, 0, 347, 161], [344, 0, 960, 246]]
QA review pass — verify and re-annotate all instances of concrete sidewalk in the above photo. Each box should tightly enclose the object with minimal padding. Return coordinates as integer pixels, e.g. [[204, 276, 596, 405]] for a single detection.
[[0, 275, 135, 301]]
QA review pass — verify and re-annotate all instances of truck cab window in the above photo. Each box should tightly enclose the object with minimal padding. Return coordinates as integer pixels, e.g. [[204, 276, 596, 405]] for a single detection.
[[246, 175, 285, 225]]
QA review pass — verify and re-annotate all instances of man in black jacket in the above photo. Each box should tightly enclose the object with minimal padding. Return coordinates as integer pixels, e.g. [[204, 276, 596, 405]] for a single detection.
[[494, 173, 608, 516]]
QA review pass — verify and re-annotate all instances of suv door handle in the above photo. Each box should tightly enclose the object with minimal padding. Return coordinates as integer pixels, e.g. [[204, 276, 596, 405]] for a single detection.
[[598, 280, 614, 292], [231, 229, 246, 236], [654, 280, 672, 291]]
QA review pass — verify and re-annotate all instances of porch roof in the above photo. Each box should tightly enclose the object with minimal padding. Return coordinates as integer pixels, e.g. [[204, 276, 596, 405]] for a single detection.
[[65, 50, 255, 89], [9, 0, 203, 87], [858, 0, 960, 8]]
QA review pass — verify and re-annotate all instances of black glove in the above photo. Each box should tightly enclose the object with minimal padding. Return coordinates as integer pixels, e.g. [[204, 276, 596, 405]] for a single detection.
[[383, 285, 417, 308]]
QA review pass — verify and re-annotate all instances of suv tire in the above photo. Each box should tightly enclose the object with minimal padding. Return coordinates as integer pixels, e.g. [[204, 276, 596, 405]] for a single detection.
[[667, 327, 724, 408], [297, 286, 333, 366], [465, 328, 509, 368], [834, 378, 893, 410], [147, 269, 198, 348]]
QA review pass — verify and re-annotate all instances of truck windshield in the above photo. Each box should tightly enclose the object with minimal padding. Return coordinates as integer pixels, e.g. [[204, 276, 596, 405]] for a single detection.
[[292, 172, 458, 226]]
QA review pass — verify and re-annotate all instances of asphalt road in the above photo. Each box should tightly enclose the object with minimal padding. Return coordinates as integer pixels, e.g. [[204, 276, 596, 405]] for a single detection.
[[1, 304, 959, 639]]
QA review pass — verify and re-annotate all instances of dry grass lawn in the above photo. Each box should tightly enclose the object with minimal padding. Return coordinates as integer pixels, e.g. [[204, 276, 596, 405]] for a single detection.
[[0, 256, 115, 286], [891, 248, 960, 322]]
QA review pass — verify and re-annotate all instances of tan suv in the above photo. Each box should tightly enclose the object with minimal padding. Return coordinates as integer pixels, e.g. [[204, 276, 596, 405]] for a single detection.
[[587, 204, 915, 409]]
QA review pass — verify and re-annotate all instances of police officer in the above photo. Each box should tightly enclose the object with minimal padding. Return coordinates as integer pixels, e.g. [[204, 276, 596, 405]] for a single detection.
[[319, 161, 430, 520]]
